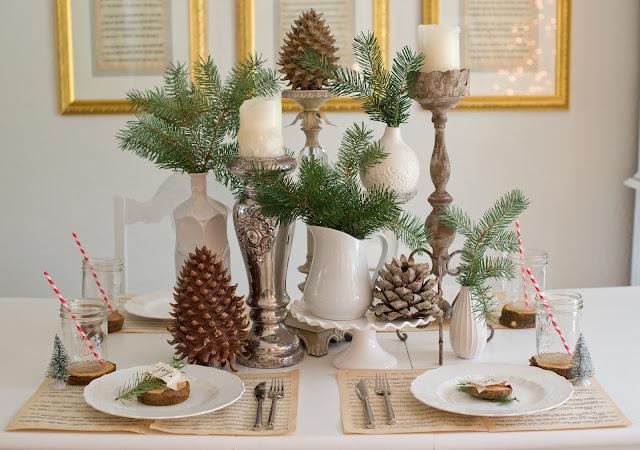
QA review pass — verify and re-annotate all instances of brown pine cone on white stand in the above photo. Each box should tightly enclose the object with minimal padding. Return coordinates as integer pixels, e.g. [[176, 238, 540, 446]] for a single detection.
[[371, 254, 444, 321]]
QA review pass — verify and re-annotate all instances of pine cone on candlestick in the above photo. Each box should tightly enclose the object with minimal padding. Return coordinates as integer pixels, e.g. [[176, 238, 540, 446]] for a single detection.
[[371, 254, 446, 321], [168, 246, 249, 371], [278, 9, 339, 90]]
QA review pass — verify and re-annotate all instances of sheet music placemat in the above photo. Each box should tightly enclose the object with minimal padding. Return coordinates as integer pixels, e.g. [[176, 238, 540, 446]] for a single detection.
[[6, 371, 299, 436], [5, 380, 152, 433], [119, 296, 171, 333], [338, 369, 630, 434], [151, 370, 299, 436]]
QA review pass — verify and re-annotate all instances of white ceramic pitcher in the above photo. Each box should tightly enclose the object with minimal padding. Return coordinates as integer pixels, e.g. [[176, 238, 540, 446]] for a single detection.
[[304, 225, 390, 320], [449, 286, 495, 359]]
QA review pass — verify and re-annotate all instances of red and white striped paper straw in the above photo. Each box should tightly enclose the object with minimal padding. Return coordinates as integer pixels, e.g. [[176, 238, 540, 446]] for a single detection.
[[44, 271, 104, 365], [526, 268, 572, 356], [72, 232, 114, 313], [515, 219, 530, 309]]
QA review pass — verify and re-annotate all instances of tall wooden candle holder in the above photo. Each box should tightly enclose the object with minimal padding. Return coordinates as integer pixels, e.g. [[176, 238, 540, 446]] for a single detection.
[[410, 69, 470, 364]]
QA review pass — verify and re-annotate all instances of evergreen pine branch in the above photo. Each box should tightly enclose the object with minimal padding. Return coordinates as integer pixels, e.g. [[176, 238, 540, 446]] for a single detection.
[[387, 46, 425, 126], [295, 32, 422, 127], [118, 54, 279, 197], [387, 212, 431, 251], [115, 357, 186, 402], [248, 124, 428, 249], [486, 229, 520, 253], [115, 373, 166, 402], [441, 189, 530, 323], [438, 204, 475, 238]]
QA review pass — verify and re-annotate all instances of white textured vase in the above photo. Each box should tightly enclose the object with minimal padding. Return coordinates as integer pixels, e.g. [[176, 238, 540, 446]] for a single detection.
[[304, 226, 389, 320], [449, 286, 492, 359], [173, 173, 230, 276], [360, 126, 420, 200]]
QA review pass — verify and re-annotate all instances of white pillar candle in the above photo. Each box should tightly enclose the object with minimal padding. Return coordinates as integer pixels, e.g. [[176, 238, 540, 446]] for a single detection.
[[417, 24, 461, 73], [237, 96, 285, 158]]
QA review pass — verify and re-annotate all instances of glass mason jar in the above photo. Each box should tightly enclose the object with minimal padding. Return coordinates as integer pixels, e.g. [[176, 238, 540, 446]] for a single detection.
[[536, 291, 583, 366], [82, 257, 123, 312], [60, 298, 109, 372], [506, 249, 548, 310]]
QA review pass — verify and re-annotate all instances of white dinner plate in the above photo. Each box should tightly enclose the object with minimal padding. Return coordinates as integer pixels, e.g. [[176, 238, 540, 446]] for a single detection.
[[84, 365, 245, 419], [410, 363, 573, 417], [125, 291, 174, 319]]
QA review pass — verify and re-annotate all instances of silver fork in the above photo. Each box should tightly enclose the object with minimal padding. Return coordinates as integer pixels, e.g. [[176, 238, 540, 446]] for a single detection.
[[375, 373, 396, 425], [267, 377, 284, 429]]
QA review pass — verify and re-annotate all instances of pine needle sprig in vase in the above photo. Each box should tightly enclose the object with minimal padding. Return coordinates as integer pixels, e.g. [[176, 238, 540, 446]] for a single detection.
[[439, 189, 530, 322], [295, 32, 424, 127], [117, 54, 280, 196], [249, 123, 429, 250]]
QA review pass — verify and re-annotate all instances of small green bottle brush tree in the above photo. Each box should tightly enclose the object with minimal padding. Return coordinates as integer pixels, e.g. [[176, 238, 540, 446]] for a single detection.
[[45, 335, 71, 389], [117, 54, 280, 195], [248, 123, 428, 250], [296, 31, 424, 127], [439, 189, 530, 322]]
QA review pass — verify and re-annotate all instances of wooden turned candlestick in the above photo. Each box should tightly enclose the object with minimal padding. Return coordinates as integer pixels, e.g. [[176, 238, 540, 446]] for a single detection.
[[409, 69, 470, 365], [412, 69, 469, 281]]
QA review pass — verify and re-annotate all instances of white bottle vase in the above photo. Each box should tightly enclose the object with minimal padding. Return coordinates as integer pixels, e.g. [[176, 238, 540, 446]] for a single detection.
[[449, 286, 493, 359], [360, 125, 420, 201], [173, 173, 230, 276]]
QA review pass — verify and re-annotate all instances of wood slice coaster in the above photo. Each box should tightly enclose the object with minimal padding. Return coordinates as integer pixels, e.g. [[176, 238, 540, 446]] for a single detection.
[[530, 354, 573, 379], [108, 311, 125, 333], [68, 361, 116, 385], [499, 304, 535, 328]]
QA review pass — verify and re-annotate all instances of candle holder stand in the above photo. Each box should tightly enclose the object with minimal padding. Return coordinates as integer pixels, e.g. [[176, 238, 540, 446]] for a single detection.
[[282, 89, 335, 293], [280, 89, 350, 357], [401, 69, 470, 365], [228, 155, 304, 368]]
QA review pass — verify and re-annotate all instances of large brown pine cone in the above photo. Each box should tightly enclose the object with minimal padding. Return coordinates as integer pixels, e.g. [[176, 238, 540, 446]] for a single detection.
[[371, 254, 444, 321], [168, 247, 249, 372], [278, 9, 339, 90]]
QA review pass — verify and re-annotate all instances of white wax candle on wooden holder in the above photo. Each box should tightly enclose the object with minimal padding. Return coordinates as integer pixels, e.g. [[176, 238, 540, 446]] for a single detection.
[[417, 24, 461, 73], [237, 96, 285, 158]]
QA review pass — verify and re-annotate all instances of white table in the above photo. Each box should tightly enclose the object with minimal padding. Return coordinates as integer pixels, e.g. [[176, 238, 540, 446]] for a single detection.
[[1, 287, 638, 449]]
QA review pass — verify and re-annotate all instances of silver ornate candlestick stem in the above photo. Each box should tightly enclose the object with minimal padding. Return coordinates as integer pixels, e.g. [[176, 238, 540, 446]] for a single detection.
[[411, 69, 470, 365], [228, 155, 304, 368]]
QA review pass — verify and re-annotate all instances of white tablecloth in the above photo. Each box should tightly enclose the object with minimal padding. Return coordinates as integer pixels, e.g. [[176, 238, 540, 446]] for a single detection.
[[1, 286, 638, 449]]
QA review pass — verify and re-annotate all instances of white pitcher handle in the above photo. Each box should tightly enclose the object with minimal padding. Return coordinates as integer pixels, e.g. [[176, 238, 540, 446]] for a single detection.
[[370, 232, 390, 287]]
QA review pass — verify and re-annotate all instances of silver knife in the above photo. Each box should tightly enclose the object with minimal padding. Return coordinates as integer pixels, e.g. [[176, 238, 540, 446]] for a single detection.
[[355, 379, 376, 429], [253, 382, 266, 429]]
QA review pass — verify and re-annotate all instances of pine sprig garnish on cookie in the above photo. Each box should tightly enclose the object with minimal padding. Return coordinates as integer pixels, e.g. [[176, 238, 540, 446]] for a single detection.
[[115, 357, 186, 403]]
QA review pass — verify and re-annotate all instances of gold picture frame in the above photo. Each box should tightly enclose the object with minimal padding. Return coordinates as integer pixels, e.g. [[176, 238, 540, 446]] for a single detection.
[[237, 0, 389, 112], [423, 0, 571, 110], [55, 0, 207, 115]]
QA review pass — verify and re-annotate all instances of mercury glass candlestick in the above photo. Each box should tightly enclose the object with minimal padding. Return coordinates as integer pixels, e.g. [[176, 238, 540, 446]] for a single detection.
[[282, 89, 335, 292], [228, 155, 304, 368]]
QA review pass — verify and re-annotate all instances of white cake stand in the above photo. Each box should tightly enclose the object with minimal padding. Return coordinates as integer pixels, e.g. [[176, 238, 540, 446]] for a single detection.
[[290, 300, 434, 369]]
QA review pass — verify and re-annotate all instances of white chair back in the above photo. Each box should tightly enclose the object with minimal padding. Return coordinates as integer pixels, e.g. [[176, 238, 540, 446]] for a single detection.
[[114, 173, 235, 294]]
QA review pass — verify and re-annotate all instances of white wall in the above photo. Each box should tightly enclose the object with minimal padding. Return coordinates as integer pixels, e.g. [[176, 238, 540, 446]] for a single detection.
[[0, 0, 638, 300]]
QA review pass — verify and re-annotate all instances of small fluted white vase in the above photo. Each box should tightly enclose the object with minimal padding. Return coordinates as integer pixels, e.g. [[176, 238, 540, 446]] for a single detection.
[[360, 126, 420, 201], [449, 286, 493, 359], [173, 173, 230, 276]]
